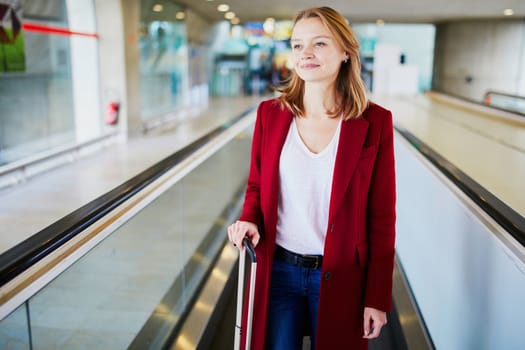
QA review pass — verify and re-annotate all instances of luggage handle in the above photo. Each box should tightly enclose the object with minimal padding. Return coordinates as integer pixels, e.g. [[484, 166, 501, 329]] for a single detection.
[[243, 237, 257, 263], [234, 238, 257, 350]]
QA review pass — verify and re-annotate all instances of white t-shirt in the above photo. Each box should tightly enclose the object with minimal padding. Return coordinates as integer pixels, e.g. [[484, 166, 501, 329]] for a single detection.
[[275, 118, 341, 255]]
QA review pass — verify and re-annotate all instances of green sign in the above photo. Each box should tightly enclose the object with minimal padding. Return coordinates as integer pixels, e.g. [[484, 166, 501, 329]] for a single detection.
[[0, 0, 25, 72]]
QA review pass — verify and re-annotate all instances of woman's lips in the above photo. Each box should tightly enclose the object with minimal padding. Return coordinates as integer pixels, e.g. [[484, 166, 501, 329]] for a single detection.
[[300, 64, 320, 69]]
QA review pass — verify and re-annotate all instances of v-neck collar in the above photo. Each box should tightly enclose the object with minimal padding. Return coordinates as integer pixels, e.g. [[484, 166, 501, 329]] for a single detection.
[[291, 117, 342, 158]]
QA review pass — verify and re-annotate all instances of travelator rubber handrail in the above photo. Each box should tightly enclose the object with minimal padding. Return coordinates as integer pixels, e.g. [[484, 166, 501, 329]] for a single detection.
[[0, 105, 258, 288], [484, 90, 525, 102], [394, 125, 525, 247]]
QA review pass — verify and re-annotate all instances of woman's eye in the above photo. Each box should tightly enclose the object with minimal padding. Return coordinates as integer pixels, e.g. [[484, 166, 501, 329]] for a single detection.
[[315, 42, 326, 47], [292, 44, 302, 50]]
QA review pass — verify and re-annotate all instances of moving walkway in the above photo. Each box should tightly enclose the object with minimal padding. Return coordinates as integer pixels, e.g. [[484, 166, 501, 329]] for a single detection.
[[1, 98, 523, 349]]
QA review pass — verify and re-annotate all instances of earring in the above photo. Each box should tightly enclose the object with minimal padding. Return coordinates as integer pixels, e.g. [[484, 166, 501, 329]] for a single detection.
[[344, 59, 348, 64]]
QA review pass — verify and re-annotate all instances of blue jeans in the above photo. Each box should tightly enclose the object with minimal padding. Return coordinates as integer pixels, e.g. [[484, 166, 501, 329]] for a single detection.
[[266, 259, 322, 350]]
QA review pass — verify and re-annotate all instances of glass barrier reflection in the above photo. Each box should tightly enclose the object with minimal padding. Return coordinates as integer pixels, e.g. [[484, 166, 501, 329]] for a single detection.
[[0, 124, 252, 349]]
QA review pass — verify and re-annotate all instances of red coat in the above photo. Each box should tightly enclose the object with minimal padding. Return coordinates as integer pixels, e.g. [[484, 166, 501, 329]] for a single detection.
[[239, 98, 396, 349]]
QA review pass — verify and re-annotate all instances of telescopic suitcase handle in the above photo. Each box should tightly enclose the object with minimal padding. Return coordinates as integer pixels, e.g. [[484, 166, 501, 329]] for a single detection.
[[243, 237, 257, 263], [234, 238, 257, 350]]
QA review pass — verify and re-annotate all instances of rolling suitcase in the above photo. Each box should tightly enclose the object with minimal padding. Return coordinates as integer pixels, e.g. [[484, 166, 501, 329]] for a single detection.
[[234, 238, 257, 350]]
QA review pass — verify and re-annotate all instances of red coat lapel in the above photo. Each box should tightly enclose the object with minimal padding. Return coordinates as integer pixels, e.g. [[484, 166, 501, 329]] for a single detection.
[[328, 117, 369, 222], [263, 104, 292, 240], [268, 106, 293, 183]]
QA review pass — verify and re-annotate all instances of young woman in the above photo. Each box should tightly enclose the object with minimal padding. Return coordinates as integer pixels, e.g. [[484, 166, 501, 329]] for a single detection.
[[228, 6, 396, 349]]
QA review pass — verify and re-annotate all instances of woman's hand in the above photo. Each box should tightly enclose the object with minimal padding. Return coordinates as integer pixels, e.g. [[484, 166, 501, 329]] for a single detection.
[[363, 307, 387, 339], [227, 220, 260, 249]]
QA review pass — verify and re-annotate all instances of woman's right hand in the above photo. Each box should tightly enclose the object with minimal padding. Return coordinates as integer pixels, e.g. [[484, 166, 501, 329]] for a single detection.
[[227, 220, 260, 249]]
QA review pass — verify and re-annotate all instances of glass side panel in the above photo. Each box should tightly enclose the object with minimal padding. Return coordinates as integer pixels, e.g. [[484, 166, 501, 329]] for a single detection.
[[395, 135, 525, 349], [0, 303, 31, 349], [24, 126, 252, 349]]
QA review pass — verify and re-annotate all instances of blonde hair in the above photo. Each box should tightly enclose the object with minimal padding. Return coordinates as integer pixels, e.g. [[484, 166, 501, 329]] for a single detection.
[[277, 7, 368, 120]]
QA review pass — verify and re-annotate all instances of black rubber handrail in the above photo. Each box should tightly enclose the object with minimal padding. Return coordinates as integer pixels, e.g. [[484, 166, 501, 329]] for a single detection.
[[484, 90, 525, 101], [395, 125, 525, 247], [483, 90, 525, 115], [0, 104, 258, 288]]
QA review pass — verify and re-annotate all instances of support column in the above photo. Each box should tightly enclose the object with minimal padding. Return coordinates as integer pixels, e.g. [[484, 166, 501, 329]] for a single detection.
[[67, 0, 102, 142], [95, 0, 142, 138]]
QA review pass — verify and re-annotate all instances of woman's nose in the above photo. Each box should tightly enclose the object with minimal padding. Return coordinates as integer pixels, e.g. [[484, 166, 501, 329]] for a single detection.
[[301, 47, 314, 59]]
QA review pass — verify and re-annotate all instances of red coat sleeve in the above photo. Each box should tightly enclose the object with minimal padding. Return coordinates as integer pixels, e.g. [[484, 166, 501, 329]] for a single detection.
[[239, 102, 265, 229], [364, 110, 397, 312]]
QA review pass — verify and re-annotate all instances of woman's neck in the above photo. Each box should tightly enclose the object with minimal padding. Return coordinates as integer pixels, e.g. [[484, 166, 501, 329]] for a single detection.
[[303, 82, 337, 119]]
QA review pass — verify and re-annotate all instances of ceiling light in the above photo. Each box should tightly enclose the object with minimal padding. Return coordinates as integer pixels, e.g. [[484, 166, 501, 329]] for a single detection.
[[503, 9, 514, 16], [376, 19, 385, 26], [176, 11, 185, 20], [152, 4, 163, 12], [217, 4, 229, 12], [225, 11, 236, 20], [231, 17, 240, 25]]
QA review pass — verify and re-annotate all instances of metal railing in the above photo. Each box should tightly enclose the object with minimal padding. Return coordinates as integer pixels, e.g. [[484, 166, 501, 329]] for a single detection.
[[483, 90, 525, 116]]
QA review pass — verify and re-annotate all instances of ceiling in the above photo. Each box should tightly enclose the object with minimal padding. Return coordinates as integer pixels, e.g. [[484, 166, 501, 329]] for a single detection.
[[175, 0, 525, 24]]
